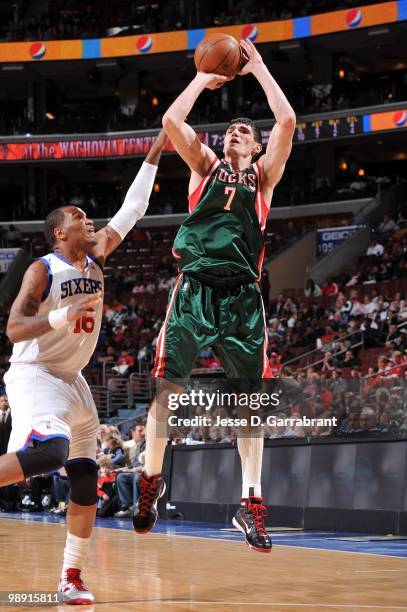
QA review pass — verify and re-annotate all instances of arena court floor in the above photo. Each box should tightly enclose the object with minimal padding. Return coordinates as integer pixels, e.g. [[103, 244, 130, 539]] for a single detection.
[[0, 513, 406, 611]]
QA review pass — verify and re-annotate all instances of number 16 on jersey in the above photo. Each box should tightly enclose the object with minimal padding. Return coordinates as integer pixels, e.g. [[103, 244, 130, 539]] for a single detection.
[[73, 316, 95, 334]]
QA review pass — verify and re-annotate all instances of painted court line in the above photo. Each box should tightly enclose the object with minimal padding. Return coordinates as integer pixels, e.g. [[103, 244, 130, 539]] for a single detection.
[[95, 601, 407, 609]]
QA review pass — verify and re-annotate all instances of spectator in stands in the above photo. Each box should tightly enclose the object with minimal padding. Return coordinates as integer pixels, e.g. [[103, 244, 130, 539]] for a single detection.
[[96, 457, 116, 517], [123, 422, 145, 466], [97, 424, 110, 454], [132, 278, 146, 294], [114, 427, 146, 517], [385, 323, 403, 349], [268, 352, 281, 377], [330, 369, 347, 394], [97, 345, 117, 364], [361, 317, 380, 348], [267, 318, 285, 347], [317, 326, 335, 351], [0, 393, 13, 511], [396, 210, 407, 228], [50, 471, 70, 515], [269, 293, 285, 318], [0, 394, 11, 456], [359, 407, 380, 432], [282, 297, 297, 317], [341, 349, 360, 368], [4, 224, 22, 247], [348, 367, 361, 392], [158, 270, 175, 291], [389, 350, 406, 377], [376, 354, 391, 377], [320, 352, 335, 373], [285, 220, 297, 245], [113, 349, 135, 376], [322, 280, 339, 297], [304, 278, 322, 297], [102, 434, 125, 467], [266, 413, 296, 439], [344, 409, 361, 433], [377, 213, 398, 238], [366, 239, 384, 257]]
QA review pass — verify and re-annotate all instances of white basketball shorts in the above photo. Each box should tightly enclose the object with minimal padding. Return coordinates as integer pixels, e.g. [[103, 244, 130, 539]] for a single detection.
[[4, 364, 99, 461]]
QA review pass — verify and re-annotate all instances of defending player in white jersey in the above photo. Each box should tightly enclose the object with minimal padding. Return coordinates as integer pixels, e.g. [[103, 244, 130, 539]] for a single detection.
[[0, 130, 167, 604]]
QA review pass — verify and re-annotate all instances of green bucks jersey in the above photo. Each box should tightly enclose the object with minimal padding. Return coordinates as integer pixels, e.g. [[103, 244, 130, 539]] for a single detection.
[[172, 157, 269, 285]]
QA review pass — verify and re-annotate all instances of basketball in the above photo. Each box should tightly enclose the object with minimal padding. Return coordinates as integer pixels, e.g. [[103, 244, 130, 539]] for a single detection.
[[194, 33, 242, 76]]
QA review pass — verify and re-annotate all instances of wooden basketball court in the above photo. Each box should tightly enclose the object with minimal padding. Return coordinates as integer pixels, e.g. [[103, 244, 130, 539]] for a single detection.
[[1, 518, 407, 611]]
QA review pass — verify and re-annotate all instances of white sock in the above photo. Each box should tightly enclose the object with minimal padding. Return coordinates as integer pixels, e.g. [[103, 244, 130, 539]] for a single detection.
[[145, 410, 168, 477], [61, 532, 91, 576], [237, 436, 264, 499]]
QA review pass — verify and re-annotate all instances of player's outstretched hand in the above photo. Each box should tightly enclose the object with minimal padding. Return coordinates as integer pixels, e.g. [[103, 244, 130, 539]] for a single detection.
[[238, 39, 264, 75], [196, 71, 234, 90], [152, 129, 169, 153], [67, 292, 102, 321]]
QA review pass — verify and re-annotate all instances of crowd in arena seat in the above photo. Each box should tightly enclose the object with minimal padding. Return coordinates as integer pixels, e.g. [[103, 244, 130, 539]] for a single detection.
[[2, 66, 406, 139], [210, 0, 391, 27], [0, 0, 392, 42], [0, 0, 183, 42], [2, 206, 407, 516], [1, 205, 407, 518]]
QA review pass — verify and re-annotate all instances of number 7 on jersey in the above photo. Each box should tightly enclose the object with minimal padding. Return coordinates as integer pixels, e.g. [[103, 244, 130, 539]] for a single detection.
[[224, 186, 236, 211]]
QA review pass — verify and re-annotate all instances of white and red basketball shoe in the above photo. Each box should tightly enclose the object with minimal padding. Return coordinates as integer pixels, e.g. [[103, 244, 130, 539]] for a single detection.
[[58, 568, 94, 605]]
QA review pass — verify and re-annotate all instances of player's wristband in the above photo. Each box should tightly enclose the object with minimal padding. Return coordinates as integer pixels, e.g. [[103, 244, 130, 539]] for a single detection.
[[48, 306, 70, 330]]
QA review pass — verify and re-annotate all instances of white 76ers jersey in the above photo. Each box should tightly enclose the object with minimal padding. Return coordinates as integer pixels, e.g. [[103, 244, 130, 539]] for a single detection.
[[10, 252, 104, 381]]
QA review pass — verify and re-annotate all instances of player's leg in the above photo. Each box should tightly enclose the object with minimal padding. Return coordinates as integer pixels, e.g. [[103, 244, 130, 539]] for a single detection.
[[216, 283, 272, 552], [134, 274, 217, 533], [0, 439, 69, 486], [58, 376, 99, 604], [1, 365, 71, 486]]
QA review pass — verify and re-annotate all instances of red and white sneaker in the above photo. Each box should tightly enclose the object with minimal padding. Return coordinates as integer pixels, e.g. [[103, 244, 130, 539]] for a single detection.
[[232, 497, 272, 553], [58, 568, 94, 605]]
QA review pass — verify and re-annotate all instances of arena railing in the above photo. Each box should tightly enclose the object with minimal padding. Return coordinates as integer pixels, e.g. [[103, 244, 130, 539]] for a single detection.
[[283, 321, 407, 372], [282, 327, 365, 371]]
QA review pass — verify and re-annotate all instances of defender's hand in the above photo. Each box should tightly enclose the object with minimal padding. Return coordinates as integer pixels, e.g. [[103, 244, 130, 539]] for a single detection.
[[67, 292, 102, 321]]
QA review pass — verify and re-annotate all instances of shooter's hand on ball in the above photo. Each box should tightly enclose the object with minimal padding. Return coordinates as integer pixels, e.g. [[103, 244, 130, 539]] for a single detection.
[[238, 39, 264, 75], [196, 72, 234, 90]]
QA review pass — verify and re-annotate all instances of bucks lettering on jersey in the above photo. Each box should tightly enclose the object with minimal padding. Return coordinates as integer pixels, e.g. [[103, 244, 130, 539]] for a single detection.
[[10, 252, 104, 381], [172, 157, 270, 285]]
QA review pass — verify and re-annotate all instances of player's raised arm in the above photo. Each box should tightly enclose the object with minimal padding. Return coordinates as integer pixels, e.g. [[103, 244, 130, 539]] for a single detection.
[[239, 39, 296, 200], [162, 73, 231, 176], [6, 260, 101, 343], [91, 130, 168, 262]]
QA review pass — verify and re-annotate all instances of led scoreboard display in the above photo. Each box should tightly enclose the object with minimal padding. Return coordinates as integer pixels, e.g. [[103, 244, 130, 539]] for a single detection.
[[293, 115, 361, 143], [0, 108, 405, 162], [206, 115, 363, 150]]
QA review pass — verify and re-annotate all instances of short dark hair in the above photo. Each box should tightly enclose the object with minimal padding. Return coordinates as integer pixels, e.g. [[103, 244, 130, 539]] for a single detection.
[[226, 117, 261, 144], [44, 207, 66, 247]]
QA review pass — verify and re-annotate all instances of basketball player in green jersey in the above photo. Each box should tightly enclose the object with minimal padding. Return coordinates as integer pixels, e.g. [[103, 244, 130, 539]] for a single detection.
[[133, 39, 296, 552]]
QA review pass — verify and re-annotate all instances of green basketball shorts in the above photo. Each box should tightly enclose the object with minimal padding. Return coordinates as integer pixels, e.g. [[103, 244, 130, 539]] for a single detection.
[[152, 273, 272, 380]]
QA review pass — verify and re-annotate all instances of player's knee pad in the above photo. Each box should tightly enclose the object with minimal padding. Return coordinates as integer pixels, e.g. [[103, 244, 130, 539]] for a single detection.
[[65, 459, 98, 506], [16, 437, 69, 479]]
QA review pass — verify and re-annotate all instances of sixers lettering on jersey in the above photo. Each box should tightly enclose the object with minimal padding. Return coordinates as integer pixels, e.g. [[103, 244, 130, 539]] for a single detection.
[[9, 252, 104, 381], [61, 278, 103, 299]]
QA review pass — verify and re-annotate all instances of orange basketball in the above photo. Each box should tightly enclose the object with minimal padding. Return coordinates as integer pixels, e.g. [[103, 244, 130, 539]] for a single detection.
[[194, 33, 243, 77]]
